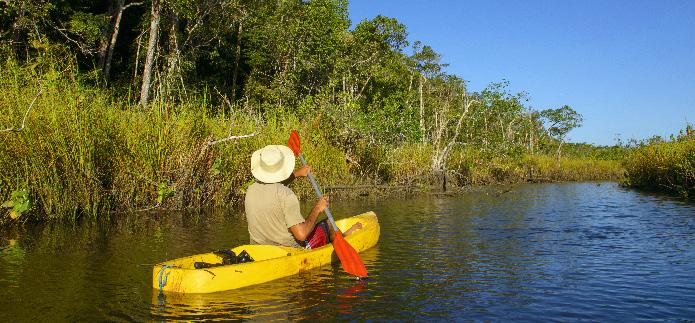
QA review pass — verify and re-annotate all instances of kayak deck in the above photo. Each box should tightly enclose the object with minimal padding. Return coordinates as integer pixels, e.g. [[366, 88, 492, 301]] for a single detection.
[[152, 211, 379, 293]]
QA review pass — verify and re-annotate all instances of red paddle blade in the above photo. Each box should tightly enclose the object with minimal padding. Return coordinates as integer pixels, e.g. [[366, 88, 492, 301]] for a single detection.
[[288, 130, 301, 156], [333, 231, 368, 278]]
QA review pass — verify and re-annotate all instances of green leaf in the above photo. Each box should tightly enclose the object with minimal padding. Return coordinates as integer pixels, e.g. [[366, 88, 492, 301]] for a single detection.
[[157, 183, 175, 204], [3, 190, 30, 219], [212, 157, 223, 176]]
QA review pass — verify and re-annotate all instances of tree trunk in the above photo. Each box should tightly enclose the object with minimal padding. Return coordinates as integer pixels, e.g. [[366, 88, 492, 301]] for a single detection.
[[103, 1, 143, 85], [133, 29, 145, 82], [98, 0, 118, 79], [432, 92, 472, 175], [140, 0, 162, 107], [419, 75, 425, 142], [165, 12, 180, 101], [231, 20, 243, 99], [408, 71, 413, 92], [528, 113, 534, 154], [556, 140, 564, 163], [102, 0, 125, 85]]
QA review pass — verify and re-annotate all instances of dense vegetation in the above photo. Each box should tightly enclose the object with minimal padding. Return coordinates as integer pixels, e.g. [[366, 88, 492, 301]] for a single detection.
[[622, 126, 695, 199], [0, 0, 623, 223]]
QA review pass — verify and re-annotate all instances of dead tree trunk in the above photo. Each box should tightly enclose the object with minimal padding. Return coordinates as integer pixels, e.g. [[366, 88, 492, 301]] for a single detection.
[[419, 75, 426, 142], [103, 1, 143, 85], [165, 12, 180, 101], [139, 0, 162, 107], [98, 0, 118, 79], [556, 140, 564, 163], [231, 20, 243, 99]]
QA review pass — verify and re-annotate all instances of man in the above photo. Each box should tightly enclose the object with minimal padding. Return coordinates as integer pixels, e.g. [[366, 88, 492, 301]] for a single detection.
[[245, 145, 360, 249]]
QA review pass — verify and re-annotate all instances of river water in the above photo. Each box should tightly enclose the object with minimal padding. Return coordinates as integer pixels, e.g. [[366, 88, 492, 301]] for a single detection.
[[1, 182, 694, 321]]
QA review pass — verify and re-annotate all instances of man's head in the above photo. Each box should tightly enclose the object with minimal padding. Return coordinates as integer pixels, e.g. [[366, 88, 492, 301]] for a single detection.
[[250, 145, 295, 183]]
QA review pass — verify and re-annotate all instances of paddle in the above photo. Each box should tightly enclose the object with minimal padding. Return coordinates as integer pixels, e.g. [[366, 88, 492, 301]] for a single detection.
[[288, 130, 368, 278]]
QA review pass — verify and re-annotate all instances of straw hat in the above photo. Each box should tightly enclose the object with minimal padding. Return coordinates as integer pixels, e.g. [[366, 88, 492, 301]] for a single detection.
[[250, 145, 295, 183]]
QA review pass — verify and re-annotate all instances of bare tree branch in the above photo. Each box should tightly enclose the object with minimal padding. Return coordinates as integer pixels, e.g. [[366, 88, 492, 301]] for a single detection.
[[207, 132, 257, 146], [48, 22, 98, 55], [1, 89, 44, 133], [213, 86, 233, 111], [123, 1, 143, 10]]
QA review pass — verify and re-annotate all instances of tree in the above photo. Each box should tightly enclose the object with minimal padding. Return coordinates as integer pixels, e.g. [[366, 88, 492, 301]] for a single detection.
[[476, 80, 529, 156], [411, 41, 446, 142], [541, 105, 583, 160], [139, 0, 162, 107], [101, 0, 143, 85], [339, 15, 408, 106], [243, 0, 349, 109], [330, 15, 412, 141], [165, 0, 242, 100], [429, 75, 476, 174]]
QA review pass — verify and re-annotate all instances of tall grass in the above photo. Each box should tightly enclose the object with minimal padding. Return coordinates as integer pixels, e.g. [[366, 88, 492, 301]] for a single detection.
[[622, 131, 694, 198], [376, 145, 623, 187], [0, 57, 374, 223], [0, 57, 628, 224], [0, 60, 276, 221], [520, 155, 624, 182]]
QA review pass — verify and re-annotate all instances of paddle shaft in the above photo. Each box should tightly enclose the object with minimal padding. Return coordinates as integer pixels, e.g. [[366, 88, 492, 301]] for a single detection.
[[298, 154, 339, 232]]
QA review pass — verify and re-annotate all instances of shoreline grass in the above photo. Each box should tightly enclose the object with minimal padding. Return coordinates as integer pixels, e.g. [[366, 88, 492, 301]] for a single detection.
[[622, 130, 695, 198], [0, 61, 625, 225]]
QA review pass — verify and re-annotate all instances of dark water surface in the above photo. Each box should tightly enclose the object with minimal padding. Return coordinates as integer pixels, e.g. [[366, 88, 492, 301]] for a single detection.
[[1, 182, 694, 321]]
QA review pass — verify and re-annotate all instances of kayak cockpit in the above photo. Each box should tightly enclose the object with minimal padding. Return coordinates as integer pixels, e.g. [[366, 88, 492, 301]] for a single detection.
[[164, 245, 303, 270]]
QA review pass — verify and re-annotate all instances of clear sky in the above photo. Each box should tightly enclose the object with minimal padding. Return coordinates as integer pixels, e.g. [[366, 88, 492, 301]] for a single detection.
[[348, 0, 695, 145]]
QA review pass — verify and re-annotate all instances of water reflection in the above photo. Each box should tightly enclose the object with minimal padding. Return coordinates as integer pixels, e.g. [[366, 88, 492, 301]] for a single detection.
[[153, 279, 308, 321], [152, 246, 381, 320], [0, 237, 25, 288], [1, 182, 695, 321]]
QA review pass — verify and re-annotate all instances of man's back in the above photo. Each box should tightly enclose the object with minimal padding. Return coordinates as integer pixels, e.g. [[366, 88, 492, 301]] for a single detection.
[[244, 182, 304, 248]]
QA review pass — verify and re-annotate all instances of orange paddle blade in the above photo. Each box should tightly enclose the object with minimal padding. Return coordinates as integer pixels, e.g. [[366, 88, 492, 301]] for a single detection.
[[288, 130, 301, 156], [333, 231, 368, 278]]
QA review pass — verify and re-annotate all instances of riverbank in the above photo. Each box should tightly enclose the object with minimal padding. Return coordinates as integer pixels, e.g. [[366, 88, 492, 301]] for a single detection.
[[320, 155, 623, 201], [622, 126, 695, 199], [0, 62, 623, 225]]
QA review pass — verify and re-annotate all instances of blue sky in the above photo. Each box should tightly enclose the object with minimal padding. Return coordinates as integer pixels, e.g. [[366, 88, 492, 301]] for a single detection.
[[348, 0, 695, 145]]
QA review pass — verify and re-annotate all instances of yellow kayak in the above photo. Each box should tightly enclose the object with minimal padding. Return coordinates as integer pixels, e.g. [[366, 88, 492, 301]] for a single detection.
[[152, 211, 379, 294]]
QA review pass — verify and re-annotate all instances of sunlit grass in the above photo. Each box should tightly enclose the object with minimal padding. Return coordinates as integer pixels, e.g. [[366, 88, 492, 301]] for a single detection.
[[521, 155, 624, 182], [0, 60, 260, 222], [0, 58, 629, 223], [622, 134, 695, 198]]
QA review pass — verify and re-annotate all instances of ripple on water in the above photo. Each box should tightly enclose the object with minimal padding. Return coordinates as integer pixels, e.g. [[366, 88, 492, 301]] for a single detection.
[[1, 182, 695, 321]]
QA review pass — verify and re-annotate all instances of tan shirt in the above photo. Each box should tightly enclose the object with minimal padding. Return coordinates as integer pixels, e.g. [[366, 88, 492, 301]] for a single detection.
[[244, 182, 304, 248]]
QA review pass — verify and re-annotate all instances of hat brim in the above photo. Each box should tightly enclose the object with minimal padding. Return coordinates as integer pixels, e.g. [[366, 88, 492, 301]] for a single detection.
[[250, 145, 296, 183]]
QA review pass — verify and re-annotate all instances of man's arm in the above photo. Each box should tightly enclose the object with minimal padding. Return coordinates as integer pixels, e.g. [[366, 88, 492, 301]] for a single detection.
[[281, 166, 312, 186], [289, 196, 328, 241]]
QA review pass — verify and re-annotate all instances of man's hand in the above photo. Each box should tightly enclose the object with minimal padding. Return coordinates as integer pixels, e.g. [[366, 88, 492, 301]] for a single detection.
[[293, 165, 312, 178], [344, 222, 362, 236], [290, 195, 329, 241], [312, 196, 329, 214]]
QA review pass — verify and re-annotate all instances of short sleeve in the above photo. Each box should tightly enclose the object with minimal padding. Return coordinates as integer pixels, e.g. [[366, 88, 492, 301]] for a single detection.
[[280, 187, 304, 229]]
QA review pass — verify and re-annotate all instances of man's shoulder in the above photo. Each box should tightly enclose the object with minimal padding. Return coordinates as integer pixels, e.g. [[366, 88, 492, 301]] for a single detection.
[[248, 182, 295, 195], [275, 183, 296, 197]]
